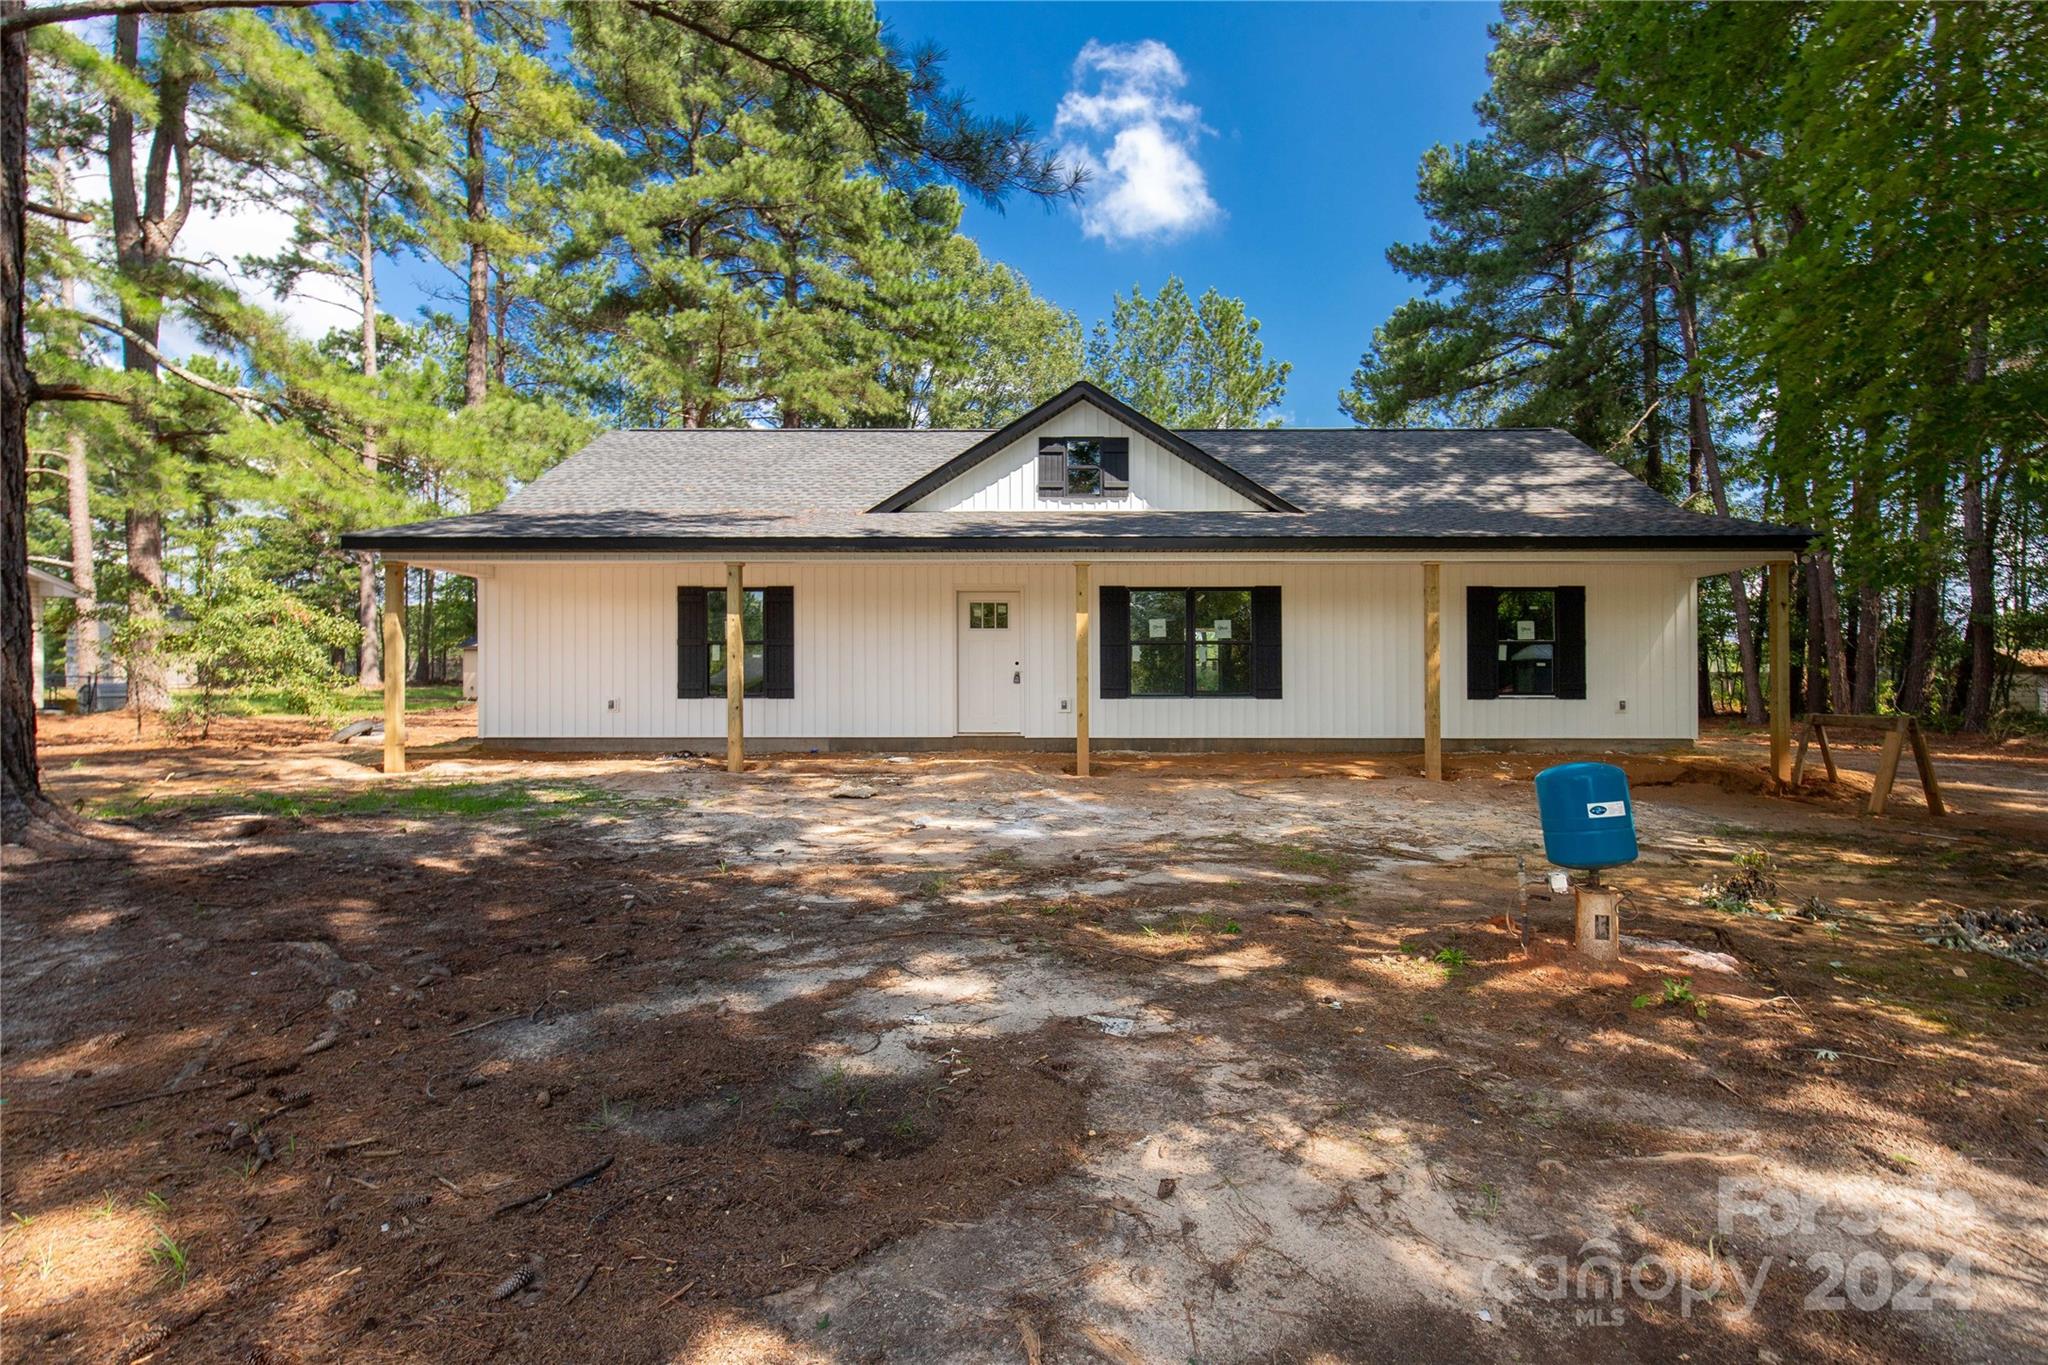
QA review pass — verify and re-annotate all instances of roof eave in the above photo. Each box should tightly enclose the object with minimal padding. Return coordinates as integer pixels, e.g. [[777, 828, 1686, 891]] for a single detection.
[[341, 529, 1812, 555]]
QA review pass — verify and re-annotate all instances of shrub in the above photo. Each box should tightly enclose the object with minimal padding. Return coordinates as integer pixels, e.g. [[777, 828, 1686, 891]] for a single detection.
[[166, 569, 355, 738]]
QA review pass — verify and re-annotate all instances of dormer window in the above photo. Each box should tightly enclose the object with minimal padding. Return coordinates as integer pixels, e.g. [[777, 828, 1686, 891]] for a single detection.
[[1036, 437, 1130, 499]]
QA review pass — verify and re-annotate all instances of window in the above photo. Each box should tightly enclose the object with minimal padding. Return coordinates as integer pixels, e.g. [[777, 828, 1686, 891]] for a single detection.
[[679, 585, 792, 699], [1495, 589, 1556, 696], [1128, 588, 1254, 697], [1036, 437, 1129, 498], [968, 600, 1009, 629], [707, 588, 766, 695], [1465, 585, 1582, 701], [1065, 439, 1104, 495]]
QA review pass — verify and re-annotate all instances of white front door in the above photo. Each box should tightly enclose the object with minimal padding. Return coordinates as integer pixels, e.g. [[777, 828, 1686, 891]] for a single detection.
[[957, 592, 1023, 734]]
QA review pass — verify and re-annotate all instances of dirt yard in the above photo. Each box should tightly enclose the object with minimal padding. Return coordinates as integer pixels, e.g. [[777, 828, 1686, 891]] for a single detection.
[[4, 710, 2045, 1364]]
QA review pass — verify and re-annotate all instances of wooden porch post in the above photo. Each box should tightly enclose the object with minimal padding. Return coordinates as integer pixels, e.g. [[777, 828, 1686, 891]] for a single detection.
[[1768, 560, 1791, 789], [382, 561, 407, 775], [725, 561, 745, 773], [1422, 562, 1443, 780], [1074, 562, 1090, 777]]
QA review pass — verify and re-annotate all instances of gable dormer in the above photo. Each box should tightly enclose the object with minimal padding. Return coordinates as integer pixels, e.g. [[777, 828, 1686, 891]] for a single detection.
[[870, 381, 1299, 514]]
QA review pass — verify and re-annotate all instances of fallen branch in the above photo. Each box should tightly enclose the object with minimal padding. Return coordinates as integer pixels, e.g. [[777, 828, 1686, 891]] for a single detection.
[[490, 1155, 614, 1219], [450, 1014, 520, 1038], [92, 1080, 220, 1113], [564, 1263, 600, 1305]]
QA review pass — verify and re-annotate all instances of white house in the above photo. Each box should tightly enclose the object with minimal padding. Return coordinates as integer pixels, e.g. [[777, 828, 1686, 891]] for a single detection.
[[25, 566, 78, 709], [345, 382, 1806, 775]]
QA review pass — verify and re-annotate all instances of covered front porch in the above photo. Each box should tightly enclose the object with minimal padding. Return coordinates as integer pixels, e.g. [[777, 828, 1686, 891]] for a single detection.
[[371, 552, 1800, 786]]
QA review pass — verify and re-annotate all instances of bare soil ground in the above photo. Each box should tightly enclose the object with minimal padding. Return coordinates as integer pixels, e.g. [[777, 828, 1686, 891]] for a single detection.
[[3, 710, 2045, 1364]]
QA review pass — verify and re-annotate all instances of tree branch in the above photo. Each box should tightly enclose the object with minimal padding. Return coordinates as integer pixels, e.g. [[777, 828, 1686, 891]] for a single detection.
[[26, 199, 90, 224], [66, 311, 278, 419], [2, 0, 329, 35], [28, 381, 128, 404]]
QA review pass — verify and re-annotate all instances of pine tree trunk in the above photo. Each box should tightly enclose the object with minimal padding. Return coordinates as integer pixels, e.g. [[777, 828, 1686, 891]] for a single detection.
[[460, 0, 489, 411], [1638, 235, 1662, 491], [1811, 547, 1851, 715], [1960, 463, 1996, 730], [1897, 477, 1943, 714], [2, 0, 43, 839], [66, 429, 97, 680], [50, 158, 98, 686], [1848, 471, 1879, 713], [1663, 228, 1763, 720], [1959, 321, 1996, 731], [414, 569, 435, 684], [357, 192, 381, 687], [107, 11, 191, 718]]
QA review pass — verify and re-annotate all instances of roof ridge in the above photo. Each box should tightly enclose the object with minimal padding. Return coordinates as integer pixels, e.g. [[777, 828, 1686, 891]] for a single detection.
[[601, 424, 1574, 436]]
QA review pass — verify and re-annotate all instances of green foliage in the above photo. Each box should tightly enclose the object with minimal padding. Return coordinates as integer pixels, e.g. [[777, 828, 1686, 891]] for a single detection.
[[1433, 946, 1472, 973], [1632, 977, 1706, 1020], [1346, 2, 2048, 723], [1086, 277, 1291, 427], [88, 780, 616, 822], [163, 570, 355, 738], [148, 1229, 192, 1288]]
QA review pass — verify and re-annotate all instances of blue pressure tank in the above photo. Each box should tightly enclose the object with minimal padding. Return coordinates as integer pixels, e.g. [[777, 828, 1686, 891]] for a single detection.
[[1534, 761, 1639, 872]]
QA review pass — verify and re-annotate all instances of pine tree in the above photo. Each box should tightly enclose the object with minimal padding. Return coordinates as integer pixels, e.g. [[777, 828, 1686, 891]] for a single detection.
[[1085, 277, 1290, 428]]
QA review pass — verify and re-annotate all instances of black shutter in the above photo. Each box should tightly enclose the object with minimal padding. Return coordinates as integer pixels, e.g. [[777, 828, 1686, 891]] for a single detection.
[[1554, 585, 1587, 699], [677, 586, 709, 698], [1100, 438, 1130, 492], [1465, 586, 1499, 700], [1251, 586, 1282, 699], [763, 586, 795, 698], [1037, 440, 1066, 493], [1099, 586, 1130, 699]]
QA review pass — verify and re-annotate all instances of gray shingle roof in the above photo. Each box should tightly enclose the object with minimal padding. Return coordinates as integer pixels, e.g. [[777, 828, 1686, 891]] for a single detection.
[[344, 422, 1806, 554]]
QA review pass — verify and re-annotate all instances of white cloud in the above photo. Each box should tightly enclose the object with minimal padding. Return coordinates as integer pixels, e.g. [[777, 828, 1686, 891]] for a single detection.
[[1055, 38, 1219, 244]]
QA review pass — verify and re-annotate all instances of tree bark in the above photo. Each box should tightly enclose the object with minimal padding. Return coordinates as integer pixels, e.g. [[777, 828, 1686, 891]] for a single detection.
[[52, 165, 98, 686], [1848, 470, 1880, 713], [107, 11, 196, 716], [1897, 476, 1943, 714], [413, 568, 435, 684], [1664, 227, 1763, 720], [1637, 234, 1662, 492], [3, 0, 44, 838], [1959, 461, 1996, 729], [1810, 548, 1851, 714], [1959, 321, 1997, 731], [356, 184, 381, 686], [460, 0, 489, 410]]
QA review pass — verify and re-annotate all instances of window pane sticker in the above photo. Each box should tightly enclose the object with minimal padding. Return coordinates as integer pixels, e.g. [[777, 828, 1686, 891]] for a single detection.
[[1213, 619, 1232, 639], [1517, 619, 1536, 640], [1149, 617, 1167, 638]]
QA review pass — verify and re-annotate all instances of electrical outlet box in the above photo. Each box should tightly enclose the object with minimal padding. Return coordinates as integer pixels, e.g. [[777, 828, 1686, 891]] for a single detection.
[[607, 699, 618, 711], [1617, 698, 1627, 712], [1058, 698, 1070, 713]]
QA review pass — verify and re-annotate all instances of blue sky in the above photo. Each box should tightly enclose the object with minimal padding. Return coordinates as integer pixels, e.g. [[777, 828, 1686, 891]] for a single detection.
[[277, 3, 1500, 428], [878, 1, 1501, 424]]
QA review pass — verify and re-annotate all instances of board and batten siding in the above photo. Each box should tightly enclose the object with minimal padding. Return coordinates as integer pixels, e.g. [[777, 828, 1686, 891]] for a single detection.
[[908, 404, 1259, 512], [475, 558, 1700, 745]]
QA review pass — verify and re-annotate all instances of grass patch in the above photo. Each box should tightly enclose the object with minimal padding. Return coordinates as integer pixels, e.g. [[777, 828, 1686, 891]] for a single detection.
[[1168, 911, 1242, 936], [1270, 843, 1346, 875], [173, 683, 468, 718], [88, 781, 618, 823]]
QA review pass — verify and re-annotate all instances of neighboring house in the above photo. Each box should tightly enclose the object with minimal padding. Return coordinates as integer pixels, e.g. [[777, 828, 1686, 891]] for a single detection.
[[26, 567, 78, 709], [344, 381, 1806, 757], [60, 613, 198, 712], [2008, 649, 2048, 715]]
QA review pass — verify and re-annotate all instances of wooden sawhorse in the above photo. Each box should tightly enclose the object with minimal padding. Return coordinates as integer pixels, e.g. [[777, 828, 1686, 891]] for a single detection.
[[1793, 713, 1946, 817]]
